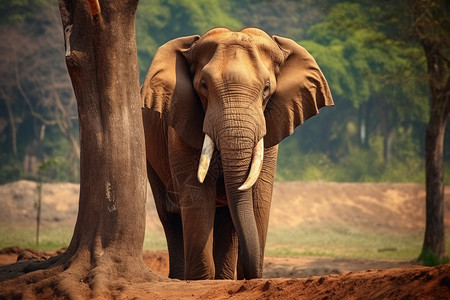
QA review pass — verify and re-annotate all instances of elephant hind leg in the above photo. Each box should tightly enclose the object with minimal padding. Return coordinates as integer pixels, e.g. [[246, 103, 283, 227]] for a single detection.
[[146, 162, 184, 279], [213, 206, 238, 279]]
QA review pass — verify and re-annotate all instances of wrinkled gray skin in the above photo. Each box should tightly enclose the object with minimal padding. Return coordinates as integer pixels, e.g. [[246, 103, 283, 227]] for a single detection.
[[141, 27, 333, 280]]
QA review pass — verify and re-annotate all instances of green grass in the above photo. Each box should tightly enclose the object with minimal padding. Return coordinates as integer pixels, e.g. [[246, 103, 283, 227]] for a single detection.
[[0, 226, 74, 251], [0, 225, 168, 252], [266, 225, 450, 260], [2, 225, 449, 263], [143, 231, 167, 250]]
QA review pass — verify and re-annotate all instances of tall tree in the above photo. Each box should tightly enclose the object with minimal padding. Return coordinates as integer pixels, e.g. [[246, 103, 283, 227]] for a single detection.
[[412, 0, 450, 262], [0, 0, 161, 297]]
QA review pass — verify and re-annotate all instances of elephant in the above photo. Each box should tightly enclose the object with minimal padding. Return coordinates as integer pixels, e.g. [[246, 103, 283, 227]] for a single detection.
[[141, 27, 333, 280]]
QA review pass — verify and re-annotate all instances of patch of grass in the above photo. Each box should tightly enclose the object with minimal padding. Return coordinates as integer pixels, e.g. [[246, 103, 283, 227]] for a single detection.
[[2, 224, 449, 263], [143, 231, 167, 250], [0, 226, 73, 251], [418, 249, 450, 266], [0, 225, 168, 252], [265, 226, 450, 260]]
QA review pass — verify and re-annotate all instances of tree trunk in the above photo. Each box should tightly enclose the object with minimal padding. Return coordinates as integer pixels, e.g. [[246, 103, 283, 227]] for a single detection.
[[420, 45, 449, 261], [412, 0, 450, 263], [423, 112, 447, 261], [0, 0, 162, 298], [61, 0, 150, 268]]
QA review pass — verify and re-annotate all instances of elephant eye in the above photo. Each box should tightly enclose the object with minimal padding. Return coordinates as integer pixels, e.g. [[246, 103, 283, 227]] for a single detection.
[[201, 81, 207, 90], [262, 80, 271, 99], [199, 80, 208, 95]]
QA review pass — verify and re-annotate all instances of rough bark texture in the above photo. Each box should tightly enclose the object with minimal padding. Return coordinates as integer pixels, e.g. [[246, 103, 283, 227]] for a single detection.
[[424, 111, 447, 260], [422, 44, 450, 260], [0, 0, 162, 298], [412, 0, 450, 261]]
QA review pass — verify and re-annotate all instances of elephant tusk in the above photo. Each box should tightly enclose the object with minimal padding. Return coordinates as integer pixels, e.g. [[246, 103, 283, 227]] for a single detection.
[[238, 139, 264, 191], [197, 134, 215, 184]]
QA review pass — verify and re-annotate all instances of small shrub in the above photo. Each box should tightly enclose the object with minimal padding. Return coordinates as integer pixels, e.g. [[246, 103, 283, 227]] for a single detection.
[[418, 249, 449, 266]]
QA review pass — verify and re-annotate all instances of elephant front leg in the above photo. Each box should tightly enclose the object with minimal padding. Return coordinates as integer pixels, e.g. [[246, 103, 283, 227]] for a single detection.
[[168, 127, 218, 280], [179, 184, 217, 280]]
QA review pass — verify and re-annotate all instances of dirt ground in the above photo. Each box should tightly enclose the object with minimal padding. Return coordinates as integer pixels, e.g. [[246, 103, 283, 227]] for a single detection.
[[0, 247, 449, 299], [1, 180, 450, 298]]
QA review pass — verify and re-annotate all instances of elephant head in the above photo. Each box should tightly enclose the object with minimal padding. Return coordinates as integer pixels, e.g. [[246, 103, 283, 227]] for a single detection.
[[141, 27, 333, 279]]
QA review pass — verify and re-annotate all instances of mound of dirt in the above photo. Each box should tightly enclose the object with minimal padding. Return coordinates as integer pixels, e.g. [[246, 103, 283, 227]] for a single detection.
[[123, 264, 450, 299], [269, 181, 450, 232], [1, 247, 448, 299]]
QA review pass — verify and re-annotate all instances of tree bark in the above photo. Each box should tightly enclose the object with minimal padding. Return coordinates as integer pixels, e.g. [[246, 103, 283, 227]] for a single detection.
[[412, 0, 450, 262], [0, 0, 162, 298], [61, 0, 149, 263], [421, 43, 450, 261], [423, 109, 447, 261]]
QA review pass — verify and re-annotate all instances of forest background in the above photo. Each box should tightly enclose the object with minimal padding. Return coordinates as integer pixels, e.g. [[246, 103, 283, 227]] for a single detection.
[[0, 0, 443, 185]]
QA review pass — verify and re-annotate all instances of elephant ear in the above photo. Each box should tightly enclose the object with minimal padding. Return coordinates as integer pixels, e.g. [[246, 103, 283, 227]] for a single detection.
[[264, 35, 334, 148], [141, 35, 204, 149]]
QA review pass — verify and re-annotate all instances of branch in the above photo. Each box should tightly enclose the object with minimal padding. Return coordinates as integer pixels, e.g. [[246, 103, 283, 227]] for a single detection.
[[15, 62, 58, 126]]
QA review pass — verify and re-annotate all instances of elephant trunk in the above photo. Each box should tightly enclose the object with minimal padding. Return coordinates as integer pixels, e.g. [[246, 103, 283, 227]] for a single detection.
[[216, 126, 262, 279]]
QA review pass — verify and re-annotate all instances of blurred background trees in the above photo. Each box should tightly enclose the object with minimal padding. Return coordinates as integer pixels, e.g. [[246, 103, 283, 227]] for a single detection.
[[0, 0, 78, 182], [0, 0, 446, 185]]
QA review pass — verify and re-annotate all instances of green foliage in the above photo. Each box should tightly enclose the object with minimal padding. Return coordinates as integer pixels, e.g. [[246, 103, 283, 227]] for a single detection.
[[276, 138, 335, 182], [306, 2, 428, 111], [277, 125, 426, 183], [418, 249, 450, 267], [0, 157, 22, 184], [0, 0, 51, 24]]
